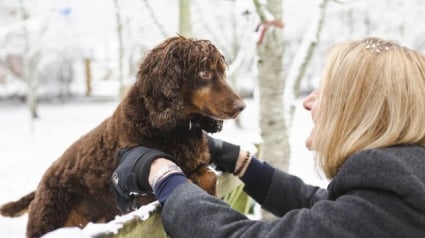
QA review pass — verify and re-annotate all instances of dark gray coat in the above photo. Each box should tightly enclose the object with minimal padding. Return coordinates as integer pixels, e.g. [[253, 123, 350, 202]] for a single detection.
[[162, 145, 425, 237]]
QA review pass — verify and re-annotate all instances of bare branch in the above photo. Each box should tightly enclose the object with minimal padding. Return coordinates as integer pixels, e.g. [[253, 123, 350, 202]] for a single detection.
[[141, 0, 168, 38], [285, 0, 329, 129]]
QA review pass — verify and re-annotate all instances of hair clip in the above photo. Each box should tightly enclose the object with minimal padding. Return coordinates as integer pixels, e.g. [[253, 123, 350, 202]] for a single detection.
[[363, 38, 393, 53]]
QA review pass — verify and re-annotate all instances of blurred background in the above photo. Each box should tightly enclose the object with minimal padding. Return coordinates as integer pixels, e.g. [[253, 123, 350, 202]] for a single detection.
[[1, 0, 424, 236], [1, 0, 423, 105]]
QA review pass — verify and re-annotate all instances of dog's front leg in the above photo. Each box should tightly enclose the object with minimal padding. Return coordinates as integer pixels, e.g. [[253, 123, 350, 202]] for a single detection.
[[188, 166, 217, 196]]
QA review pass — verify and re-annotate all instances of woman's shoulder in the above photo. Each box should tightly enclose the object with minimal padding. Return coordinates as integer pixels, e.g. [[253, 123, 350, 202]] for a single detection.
[[333, 144, 425, 185], [342, 144, 425, 172], [329, 144, 425, 213]]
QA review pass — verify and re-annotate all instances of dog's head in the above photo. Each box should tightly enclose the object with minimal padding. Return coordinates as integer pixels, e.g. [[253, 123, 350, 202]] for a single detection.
[[136, 36, 245, 132]]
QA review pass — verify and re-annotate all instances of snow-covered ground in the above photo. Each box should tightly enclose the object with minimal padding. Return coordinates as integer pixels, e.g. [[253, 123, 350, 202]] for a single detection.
[[0, 97, 328, 237]]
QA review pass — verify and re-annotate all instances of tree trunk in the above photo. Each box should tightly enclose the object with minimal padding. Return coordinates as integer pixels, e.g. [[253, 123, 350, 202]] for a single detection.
[[179, 0, 191, 37], [254, 0, 287, 221], [19, 0, 38, 120], [255, 0, 288, 171], [113, 0, 125, 98]]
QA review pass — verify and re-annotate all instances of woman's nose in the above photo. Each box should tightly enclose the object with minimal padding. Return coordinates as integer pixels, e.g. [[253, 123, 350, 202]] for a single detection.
[[303, 90, 318, 111]]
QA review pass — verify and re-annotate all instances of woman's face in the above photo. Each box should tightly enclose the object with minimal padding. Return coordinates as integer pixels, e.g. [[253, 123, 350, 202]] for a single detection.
[[303, 89, 320, 150]]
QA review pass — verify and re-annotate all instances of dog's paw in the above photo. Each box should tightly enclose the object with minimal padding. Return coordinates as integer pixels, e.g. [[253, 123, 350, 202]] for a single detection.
[[189, 166, 218, 196]]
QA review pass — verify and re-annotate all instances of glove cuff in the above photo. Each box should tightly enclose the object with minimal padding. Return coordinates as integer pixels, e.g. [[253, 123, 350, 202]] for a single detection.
[[216, 141, 240, 173], [134, 149, 176, 191]]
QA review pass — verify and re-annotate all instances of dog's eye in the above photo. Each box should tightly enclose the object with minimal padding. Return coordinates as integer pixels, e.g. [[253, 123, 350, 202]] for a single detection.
[[199, 70, 212, 79]]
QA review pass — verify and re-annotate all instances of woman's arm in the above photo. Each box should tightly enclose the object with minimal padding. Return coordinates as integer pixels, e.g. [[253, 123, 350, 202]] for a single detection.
[[240, 156, 327, 216], [160, 182, 353, 238], [150, 155, 327, 217]]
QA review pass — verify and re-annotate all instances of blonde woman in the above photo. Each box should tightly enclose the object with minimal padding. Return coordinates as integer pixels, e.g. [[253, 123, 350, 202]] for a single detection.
[[112, 37, 425, 237]]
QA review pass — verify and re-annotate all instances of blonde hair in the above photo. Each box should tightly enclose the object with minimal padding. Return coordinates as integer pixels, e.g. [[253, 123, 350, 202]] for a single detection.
[[314, 37, 425, 178]]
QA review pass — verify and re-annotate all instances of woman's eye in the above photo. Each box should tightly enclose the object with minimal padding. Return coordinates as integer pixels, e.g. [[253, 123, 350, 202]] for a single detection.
[[199, 70, 211, 79]]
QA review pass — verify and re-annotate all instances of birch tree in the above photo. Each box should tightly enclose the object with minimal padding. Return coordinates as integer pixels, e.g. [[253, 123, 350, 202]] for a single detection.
[[19, 0, 39, 120], [113, 0, 126, 98], [254, 0, 288, 170], [179, 0, 191, 37]]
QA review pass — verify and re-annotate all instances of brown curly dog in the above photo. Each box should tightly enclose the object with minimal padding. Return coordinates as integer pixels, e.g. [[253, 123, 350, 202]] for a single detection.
[[0, 36, 245, 238]]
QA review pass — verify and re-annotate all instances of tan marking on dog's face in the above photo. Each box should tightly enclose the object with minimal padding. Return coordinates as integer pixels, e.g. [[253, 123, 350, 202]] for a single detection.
[[183, 70, 246, 119]]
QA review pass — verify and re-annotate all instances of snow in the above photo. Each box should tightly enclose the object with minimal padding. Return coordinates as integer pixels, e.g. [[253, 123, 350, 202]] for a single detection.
[[0, 100, 117, 237], [43, 201, 160, 238], [0, 97, 326, 238], [2, 0, 423, 236]]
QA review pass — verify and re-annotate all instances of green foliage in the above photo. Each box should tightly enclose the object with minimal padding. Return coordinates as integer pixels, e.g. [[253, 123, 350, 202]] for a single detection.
[[222, 184, 251, 214]]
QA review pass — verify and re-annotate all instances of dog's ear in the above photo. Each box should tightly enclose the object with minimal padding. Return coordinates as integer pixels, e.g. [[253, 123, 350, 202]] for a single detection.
[[136, 38, 186, 131], [138, 74, 185, 131]]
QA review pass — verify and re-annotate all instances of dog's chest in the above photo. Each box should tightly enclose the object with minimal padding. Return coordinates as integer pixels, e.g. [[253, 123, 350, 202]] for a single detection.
[[161, 139, 208, 175]]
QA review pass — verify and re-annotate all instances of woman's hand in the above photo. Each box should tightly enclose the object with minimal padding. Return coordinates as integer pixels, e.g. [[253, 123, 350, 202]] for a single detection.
[[207, 135, 252, 177], [111, 147, 177, 211]]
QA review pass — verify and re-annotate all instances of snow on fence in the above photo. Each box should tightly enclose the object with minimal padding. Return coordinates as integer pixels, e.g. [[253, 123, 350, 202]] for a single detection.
[[42, 173, 243, 238]]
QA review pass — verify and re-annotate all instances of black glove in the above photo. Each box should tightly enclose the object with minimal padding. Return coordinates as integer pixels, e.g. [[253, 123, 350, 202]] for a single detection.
[[207, 135, 240, 173], [111, 146, 175, 212]]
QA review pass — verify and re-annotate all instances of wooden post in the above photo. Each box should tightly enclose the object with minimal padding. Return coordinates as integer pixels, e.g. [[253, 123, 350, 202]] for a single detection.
[[84, 58, 92, 97]]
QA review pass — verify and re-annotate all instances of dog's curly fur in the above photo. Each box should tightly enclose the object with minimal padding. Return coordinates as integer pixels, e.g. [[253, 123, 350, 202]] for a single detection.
[[0, 36, 245, 238]]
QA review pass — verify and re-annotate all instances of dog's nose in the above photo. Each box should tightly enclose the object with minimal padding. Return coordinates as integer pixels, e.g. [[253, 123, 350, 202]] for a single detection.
[[233, 100, 246, 113]]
